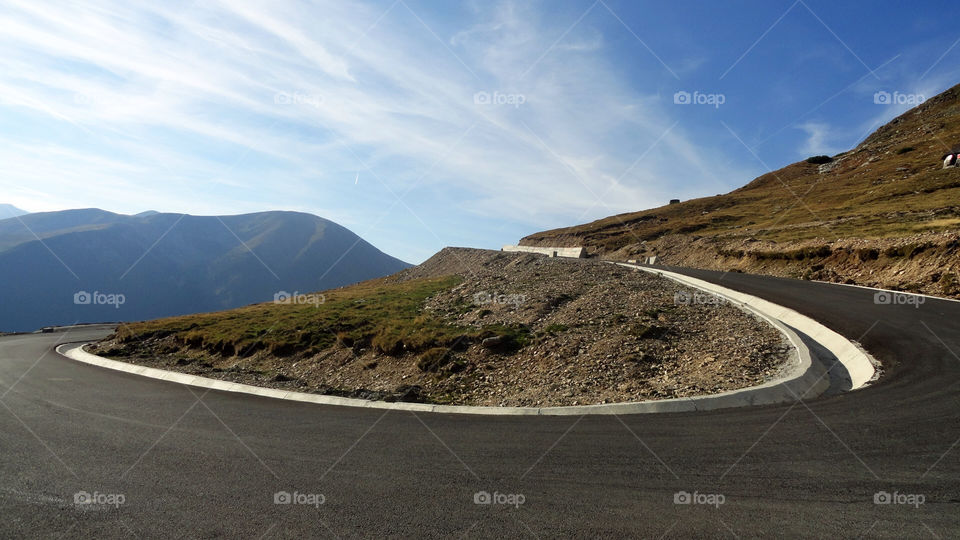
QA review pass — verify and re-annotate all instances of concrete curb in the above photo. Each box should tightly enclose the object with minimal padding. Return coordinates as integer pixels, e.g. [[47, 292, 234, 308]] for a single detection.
[[620, 264, 877, 389], [58, 341, 818, 415], [54, 265, 872, 415]]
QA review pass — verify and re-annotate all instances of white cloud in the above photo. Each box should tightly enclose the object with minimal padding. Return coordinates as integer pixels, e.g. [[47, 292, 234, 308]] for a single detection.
[[0, 0, 757, 260], [797, 121, 839, 156]]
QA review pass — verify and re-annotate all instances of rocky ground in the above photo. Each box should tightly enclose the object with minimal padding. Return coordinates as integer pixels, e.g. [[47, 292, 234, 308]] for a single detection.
[[91, 248, 792, 407]]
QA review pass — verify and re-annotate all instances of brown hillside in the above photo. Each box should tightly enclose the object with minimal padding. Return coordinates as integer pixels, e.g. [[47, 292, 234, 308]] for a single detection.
[[521, 83, 960, 296]]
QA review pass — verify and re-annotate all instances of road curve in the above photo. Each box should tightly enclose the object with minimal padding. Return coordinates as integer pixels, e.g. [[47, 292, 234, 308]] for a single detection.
[[1, 267, 959, 538]]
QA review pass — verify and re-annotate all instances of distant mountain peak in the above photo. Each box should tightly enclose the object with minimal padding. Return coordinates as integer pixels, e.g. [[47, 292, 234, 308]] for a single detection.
[[0, 204, 29, 219], [0, 208, 411, 332]]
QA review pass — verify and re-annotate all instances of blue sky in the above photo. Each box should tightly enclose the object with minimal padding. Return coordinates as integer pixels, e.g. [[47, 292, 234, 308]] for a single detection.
[[1, 0, 958, 264]]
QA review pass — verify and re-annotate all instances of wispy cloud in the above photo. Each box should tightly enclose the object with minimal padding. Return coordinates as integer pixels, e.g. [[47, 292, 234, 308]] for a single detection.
[[0, 0, 757, 260], [1, 0, 958, 262], [796, 121, 839, 156]]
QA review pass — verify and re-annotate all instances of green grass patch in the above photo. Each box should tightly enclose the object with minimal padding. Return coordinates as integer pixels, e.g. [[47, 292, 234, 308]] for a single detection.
[[116, 274, 537, 362], [542, 323, 569, 334]]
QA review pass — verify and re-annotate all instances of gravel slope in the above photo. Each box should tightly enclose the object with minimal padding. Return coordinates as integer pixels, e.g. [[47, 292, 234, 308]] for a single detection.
[[93, 248, 790, 407]]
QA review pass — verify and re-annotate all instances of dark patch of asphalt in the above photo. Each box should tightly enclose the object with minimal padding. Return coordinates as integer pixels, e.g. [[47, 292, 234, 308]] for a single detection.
[[0, 267, 958, 538]]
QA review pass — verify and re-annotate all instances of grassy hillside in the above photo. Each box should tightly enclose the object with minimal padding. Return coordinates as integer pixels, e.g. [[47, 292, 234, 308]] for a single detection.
[[521, 83, 960, 296], [522, 83, 960, 251], [106, 274, 526, 360]]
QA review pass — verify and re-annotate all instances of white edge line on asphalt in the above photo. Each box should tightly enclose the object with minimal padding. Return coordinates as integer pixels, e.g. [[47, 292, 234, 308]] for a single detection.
[[52, 264, 876, 416]]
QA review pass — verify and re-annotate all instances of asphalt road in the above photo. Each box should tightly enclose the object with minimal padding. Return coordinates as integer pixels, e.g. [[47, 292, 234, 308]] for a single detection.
[[1, 268, 959, 538]]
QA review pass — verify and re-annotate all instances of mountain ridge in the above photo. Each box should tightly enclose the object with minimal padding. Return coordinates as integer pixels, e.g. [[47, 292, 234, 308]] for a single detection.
[[0, 204, 28, 220], [520, 82, 960, 296], [0, 209, 410, 332]]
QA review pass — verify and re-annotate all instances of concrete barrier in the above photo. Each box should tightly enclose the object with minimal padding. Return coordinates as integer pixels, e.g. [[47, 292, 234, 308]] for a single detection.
[[501, 245, 585, 258]]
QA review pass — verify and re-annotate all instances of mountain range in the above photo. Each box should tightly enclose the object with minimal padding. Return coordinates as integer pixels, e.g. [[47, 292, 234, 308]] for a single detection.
[[0, 209, 409, 332]]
